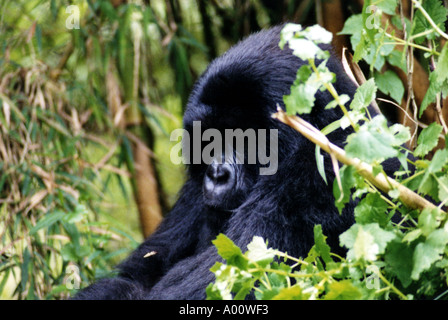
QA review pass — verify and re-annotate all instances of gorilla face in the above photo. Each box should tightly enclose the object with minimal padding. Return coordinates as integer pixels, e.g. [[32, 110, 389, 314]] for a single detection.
[[183, 127, 262, 212], [182, 102, 283, 212], [177, 27, 316, 214]]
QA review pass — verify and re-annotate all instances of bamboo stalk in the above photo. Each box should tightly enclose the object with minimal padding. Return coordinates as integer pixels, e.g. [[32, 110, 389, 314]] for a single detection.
[[273, 108, 444, 214]]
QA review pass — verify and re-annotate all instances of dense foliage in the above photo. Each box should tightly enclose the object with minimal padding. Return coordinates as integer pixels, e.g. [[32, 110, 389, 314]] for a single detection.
[[207, 1, 448, 300]]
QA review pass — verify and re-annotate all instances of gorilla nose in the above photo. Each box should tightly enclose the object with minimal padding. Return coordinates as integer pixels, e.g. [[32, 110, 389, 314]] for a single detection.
[[203, 162, 236, 200]]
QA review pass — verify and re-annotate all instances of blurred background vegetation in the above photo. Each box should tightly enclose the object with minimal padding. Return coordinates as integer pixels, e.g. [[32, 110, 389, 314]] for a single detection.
[[7, 0, 441, 301], [0, 0, 329, 299]]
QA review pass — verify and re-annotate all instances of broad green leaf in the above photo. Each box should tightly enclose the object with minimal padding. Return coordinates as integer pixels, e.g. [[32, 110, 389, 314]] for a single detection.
[[427, 149, 448, 173], [354, 193, 390, 227], [212, 234, 247, 269], [246, 236, 274, 267], [287, 38, 322, 61], [403, 229, 423, 243], [411, 229, 448, 280], [438, 176, 448, 202], [284, 83, 316, 115], [417, 149, 448, 200], [417, 173, 441, 201], [284, 62, 333, 115], [386, 50, 407, 72], [279, 23, 303, 49], [376, 0, 398, 15], [280, 23, 331, 60], [418, 208, 443, 237], [345, 115, 409, 163], [324, 280, 363, 300], [375, 70, 405, 104], [340, 223, 396, 262], [346, 130, 397, 163], [412, 0, 447, 44], [339, 14, 363, 37], [272, 286, 305, 300], [305, 25, 333, 44], [350, 78, 377, 112], [385, 240, 415, 288], [415, 119, 443, 158]]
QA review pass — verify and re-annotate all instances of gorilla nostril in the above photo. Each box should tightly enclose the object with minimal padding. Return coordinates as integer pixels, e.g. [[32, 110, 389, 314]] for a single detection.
[[206, 163, 232, 185], [215, 166, 231, 184], [203, 163, 236, 201]]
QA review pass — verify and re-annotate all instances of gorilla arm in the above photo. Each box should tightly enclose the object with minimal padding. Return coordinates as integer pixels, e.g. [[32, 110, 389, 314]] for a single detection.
[[73, 179, 207, 299]]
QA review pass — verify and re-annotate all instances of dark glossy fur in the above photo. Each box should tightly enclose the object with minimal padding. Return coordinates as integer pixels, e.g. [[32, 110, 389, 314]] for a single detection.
[[74, 26, 400, 300]]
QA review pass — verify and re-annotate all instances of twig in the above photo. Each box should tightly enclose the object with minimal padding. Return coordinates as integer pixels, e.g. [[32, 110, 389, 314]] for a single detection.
[[436, 93, 448, 134]]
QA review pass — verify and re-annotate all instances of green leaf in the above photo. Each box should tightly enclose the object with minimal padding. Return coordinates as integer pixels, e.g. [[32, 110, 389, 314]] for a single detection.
[[376, 0, 398, 15], [324, 280, 363, 300], [325, 94, 350, 110], [385, 240, 415, 288], [284, 81, 316, 115], [279, 23, 303, 49], [30, 211, 65, 235], [281, 26, 330, 60], [207, 263, 253, 300], [418, 208, 443, 237], [333, 165, 356, 213], [284, 61, 334, 115], [63, 204, 88, 224], [415, 121, 443, 158], [412, 0, 447, 44], [354, 193, 390, 227], [350, 78, 377, 111], [21, 247, 31, 292], [386, 50, 407, 73], [313, 225, 332, 264], [346, 130, 397, 163], [427, 149, 448, 173], [272, 286, 306, 300], [340, 223, 396, 262], [418, 149, 448, 198], [438, 176, 448, 202], [212, 234, 247, 269], [345, 115, 409, 163], [305, 25, 333, 44], [339, 14, 363, 37], [411, 229, 448, 280], [420, 44, 448, 116], [375, 70, 405, 104], [246, 236, 274, 267]]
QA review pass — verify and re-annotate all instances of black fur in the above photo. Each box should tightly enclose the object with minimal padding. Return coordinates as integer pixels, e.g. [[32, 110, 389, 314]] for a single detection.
[[74, 26, 400, 300]]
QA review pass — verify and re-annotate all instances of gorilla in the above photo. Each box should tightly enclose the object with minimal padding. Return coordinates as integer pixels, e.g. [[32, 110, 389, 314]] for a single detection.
[[74, 25, 400, 300]]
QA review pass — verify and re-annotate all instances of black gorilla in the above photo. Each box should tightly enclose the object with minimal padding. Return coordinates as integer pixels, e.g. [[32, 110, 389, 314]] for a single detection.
[[74, 26, 399, 300]]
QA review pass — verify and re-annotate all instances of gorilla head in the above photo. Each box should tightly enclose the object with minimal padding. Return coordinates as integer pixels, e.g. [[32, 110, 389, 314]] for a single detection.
[[180, 26, 349, 214], [74, 25, 372, 300]]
